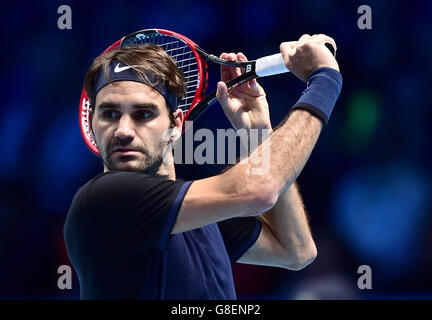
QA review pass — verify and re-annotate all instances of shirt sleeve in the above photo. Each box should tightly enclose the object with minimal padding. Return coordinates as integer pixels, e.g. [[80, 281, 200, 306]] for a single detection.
[[217, 217, 262, 263], [64, 171, 192, 260]]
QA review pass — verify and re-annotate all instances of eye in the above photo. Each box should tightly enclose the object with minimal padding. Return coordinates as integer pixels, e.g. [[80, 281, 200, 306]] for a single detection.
[[102, 110, 120, 120], [133, 110, 153, 120]]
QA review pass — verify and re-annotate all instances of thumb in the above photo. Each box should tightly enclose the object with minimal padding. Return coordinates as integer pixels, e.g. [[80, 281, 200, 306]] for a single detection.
[[249, 79, 265, 96], [216, 81, 229, 108], [216, 81, 237, 119]]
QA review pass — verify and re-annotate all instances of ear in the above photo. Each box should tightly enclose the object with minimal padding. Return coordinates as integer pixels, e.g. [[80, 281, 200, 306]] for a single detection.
[[89, 107, 97, 143], [171, 109, 184, 142]]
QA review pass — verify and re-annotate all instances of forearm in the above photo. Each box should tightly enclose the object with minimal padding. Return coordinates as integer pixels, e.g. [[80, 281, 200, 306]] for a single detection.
[[218, 64, 341, 217], [259, 182, 316, 268], [223, 108, 322, 206]]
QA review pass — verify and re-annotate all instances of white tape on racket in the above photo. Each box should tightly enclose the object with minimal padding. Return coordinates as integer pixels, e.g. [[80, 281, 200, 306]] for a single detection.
[[255, 53, 290, 77]]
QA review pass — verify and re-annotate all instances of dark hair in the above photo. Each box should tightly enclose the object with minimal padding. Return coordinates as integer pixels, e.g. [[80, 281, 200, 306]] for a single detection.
[[84, 44, 186, 116]]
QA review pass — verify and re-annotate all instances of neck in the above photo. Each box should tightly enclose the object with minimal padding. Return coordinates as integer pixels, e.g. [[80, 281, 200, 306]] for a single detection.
[[156, 155, 176, 180]]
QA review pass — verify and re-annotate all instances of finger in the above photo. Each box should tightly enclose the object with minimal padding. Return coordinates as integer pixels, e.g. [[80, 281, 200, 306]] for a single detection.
[[236, 52, 255, 90], [221, 53, 240, 82], [220, 68, 232, 83], [287, 41, 297, 49], [227, 52, 237, 60], [226, 52, 242, 78], [248, 78, 265, 96], [236, 52, 260, 93], [323, 36, 337, 53], [280, 42, 296, 65], [220, 52, 233, 82], [311, 34, 337, 52], [237, 52, 247, 62], [280, 41, 296, 52], [298, 34, 311, 44], [216, 81, 229, 108]]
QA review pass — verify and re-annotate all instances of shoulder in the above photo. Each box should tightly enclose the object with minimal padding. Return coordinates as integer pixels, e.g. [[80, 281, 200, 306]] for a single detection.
[[71, 171, 188, 213], [88, 170, 168, 188], [65, 170, 186, 228], [81, 170, 181, 200]]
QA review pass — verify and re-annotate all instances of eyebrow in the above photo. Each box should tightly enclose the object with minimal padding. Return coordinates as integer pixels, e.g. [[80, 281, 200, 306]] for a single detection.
[[97, 102, 160, 111]]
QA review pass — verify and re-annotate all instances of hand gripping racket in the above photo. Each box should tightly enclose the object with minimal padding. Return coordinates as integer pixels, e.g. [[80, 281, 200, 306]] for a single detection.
[[79, 28, 335, 156]]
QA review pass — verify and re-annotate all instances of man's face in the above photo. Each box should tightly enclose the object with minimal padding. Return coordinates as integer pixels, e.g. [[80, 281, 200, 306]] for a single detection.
[[92, 81, 173, 173]]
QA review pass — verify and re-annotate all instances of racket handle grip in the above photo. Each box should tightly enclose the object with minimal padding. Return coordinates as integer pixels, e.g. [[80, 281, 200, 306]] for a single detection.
[[255, 53, 289, 77], [255, 43, 336, 77]]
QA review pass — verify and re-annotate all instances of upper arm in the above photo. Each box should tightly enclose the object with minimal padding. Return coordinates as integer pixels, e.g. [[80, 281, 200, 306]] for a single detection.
[[172, 173, 275, 234]]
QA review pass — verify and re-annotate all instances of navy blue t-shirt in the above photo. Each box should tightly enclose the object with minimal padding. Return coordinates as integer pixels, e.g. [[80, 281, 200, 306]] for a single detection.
[[64, 171, 261, 299]]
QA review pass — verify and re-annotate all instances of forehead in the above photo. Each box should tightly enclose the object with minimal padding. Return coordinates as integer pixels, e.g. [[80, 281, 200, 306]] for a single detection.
[[95, 81, 167, 110]]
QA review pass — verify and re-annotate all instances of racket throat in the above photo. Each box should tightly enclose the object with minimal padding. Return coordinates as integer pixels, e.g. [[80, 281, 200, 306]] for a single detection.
[[184, 71, 257, 129]]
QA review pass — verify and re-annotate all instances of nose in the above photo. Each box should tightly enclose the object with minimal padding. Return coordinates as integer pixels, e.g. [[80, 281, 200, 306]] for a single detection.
[[114, 114, 135, 143]]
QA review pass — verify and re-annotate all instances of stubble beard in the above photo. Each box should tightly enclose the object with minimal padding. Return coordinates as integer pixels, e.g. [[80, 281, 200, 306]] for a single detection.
[[102, 139, 170, 175]]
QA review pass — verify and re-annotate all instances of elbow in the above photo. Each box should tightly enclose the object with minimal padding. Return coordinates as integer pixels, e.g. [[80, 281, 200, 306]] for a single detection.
[[285, 245, 317, 271], [247, 187, 279, 215], [252, 179, 281, 214], [225, 168, 280, 216]]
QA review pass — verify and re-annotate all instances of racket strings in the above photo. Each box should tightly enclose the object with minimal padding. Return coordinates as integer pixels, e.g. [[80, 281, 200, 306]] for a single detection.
[[123, 32, 200, 113]]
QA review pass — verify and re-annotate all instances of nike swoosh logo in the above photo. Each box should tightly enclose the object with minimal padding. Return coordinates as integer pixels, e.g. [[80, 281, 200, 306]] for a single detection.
[[114, 63, 132, 73]]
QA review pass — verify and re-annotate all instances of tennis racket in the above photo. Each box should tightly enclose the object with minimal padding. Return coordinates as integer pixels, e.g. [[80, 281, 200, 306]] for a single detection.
[[79, 28, 335, 156]]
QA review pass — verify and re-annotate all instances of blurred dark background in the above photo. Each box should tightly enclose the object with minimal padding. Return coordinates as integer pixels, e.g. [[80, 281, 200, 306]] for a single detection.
[[1, 0, 431, 299]]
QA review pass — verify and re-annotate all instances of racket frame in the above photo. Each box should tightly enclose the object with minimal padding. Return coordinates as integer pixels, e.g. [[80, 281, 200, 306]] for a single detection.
[[79, 29, 210, 156], [78, 28, 334, 156]]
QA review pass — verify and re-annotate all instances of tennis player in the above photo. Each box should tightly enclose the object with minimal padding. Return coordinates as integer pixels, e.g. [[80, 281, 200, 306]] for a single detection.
[[64, 34, 342, 299]]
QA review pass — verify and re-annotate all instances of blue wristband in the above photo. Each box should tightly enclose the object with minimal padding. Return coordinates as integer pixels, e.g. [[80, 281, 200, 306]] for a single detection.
[[291, 67, 342, 125]]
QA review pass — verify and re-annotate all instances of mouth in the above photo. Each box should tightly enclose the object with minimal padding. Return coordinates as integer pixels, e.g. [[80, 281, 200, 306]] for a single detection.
[[112, 148, 140, 157]]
